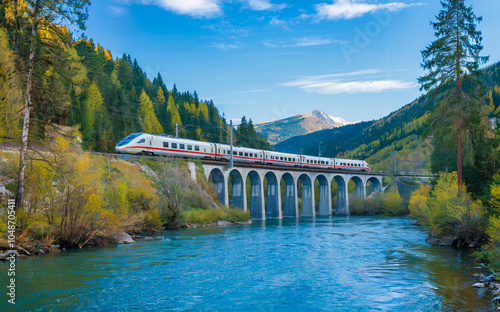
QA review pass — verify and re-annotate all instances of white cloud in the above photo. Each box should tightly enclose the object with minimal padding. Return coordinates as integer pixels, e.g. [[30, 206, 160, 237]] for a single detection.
[[211, 43, 241, 50], [269, 17, 290, 30], [295, 38, 335, 47], [315, 0, 423, 20], [281, 69, 418, 94], [123, 0, 222, 18], [263, 37, 342, 48], [109, 5, 130, 16], [246, 0, 287, 11]]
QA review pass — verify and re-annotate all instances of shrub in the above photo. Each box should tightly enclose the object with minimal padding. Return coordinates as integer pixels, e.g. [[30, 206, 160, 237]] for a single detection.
[[383, 190, 407, 216], [349, 191, 406, 216], [408, 185, 431, 224], [182, 207, 250, 224], [349, 196, 384, 215], [408, 172, 487, 246]]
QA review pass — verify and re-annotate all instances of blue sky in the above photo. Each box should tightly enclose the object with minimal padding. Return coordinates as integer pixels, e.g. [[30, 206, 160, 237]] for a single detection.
[[83, 0, 500, 124]]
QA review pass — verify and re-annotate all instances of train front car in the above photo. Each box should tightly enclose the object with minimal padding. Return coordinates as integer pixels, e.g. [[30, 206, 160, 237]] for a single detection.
[[115, 133, 149, 154], [363, 161, 372, 172]]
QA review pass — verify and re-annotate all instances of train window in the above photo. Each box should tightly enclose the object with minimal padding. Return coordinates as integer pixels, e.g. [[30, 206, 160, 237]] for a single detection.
[[271, 156, 274, 160], [138, 139, 145, 143], [293, 158, 296, 162], [280, 157, 283, 161], [195, 146, 200, 151], [172, 143, 177, 149], [187, 145, 192, 151], [288, 158, 291, 161], [204, 148, 206, 152], [163, 142, 169, 148], [245, 152, 248, 157], [180, 144, 185, 149], [239, 152, 243, 156], [233, 151, 237, 155]]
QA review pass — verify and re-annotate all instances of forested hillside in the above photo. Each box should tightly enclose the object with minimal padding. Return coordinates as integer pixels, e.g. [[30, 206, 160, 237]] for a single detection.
[[0, 11, 270, 152], [277, 62, 500, 175]]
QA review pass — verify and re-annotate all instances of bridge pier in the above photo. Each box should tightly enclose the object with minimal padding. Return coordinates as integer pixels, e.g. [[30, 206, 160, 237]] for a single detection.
[[334, 175, 349, 215], [229, 170, 245, 210], [248, 171, 265, 220], [316, 175, 331, 216], [282, 173, 298, 218], [265, 172, 281, 219], [299, 174, 315, 217]]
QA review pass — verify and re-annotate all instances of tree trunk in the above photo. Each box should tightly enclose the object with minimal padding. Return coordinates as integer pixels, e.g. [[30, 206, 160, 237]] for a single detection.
[[455, 4, 463, 188], [15, 1, 40, 211], [457, 93, 462, 188]]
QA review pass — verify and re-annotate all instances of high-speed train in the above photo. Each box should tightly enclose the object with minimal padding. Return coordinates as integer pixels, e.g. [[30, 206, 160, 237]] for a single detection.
[[115, 132, 371, 172]]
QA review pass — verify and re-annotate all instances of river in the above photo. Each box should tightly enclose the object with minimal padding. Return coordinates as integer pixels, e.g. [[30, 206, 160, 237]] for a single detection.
[[1, 217, 496, 311]]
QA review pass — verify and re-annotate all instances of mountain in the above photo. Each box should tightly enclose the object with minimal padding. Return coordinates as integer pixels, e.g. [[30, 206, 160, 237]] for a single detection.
[[254, 110, 352, 145], [275, 62, 500, 174], [312, 110, 354, 127]]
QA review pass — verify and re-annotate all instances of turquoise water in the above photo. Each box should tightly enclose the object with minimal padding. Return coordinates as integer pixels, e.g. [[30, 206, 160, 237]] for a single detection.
[[1, 217, 495, 311]]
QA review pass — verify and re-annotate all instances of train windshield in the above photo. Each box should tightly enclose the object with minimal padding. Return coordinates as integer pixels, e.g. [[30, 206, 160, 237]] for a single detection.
[[117, 133, 143, 147]]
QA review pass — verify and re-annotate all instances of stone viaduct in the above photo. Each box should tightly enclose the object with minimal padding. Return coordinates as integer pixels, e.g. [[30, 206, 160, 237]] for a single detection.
[[197, 162, 383, 220]]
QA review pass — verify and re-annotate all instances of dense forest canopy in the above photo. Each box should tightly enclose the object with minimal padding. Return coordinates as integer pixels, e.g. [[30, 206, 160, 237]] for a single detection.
[[0, 2, 271, 152]]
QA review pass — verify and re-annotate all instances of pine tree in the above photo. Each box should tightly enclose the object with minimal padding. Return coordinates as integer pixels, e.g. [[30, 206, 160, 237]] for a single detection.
[[419, 0, 489, 187], [139, 89, 163, 134], [166, 93, 181, 135], [82, 80, 103, 146]]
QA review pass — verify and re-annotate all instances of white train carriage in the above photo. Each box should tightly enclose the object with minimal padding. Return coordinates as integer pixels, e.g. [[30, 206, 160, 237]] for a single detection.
[[301, 155, 335, 169], [335, 158, 370, 172], [264, 151, 301, 167], [116, 133, 214, 159], [217, 144, 264, 164]]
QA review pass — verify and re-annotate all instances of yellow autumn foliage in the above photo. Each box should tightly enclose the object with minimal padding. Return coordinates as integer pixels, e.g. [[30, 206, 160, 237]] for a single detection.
[[22, 136, 114, 246], [408, 172, 487, 241], [408, 184, 431, 223]]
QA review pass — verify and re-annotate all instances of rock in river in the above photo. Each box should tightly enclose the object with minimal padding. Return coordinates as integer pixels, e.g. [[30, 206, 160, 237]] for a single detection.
[[113, 232, 135, 244]]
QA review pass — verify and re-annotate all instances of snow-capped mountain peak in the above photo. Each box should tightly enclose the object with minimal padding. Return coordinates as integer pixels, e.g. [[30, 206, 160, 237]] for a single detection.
[[312, 110, 353, 127]]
